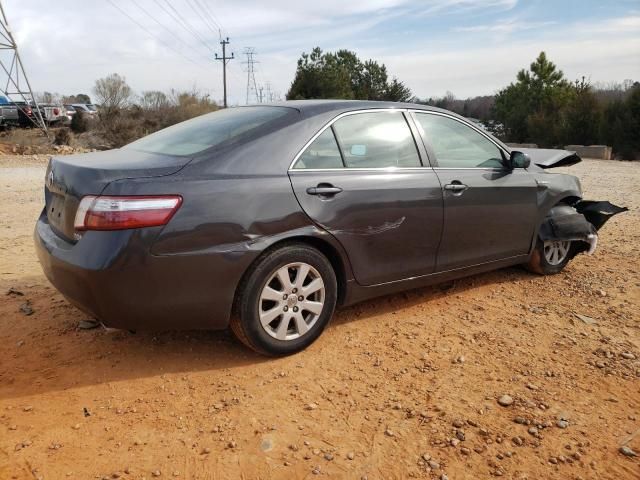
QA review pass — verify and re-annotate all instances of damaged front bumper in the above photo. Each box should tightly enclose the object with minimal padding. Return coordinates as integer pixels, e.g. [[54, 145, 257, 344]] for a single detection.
[[538, 201, 628, 257]]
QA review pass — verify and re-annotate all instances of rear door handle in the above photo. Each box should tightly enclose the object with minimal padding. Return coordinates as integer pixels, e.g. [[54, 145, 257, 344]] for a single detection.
[[306, 186, 343, 196], [443, 183, 468, 192]]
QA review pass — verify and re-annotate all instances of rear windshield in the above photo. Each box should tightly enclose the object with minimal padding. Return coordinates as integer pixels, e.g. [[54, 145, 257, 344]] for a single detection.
[[124, 106, 293, 156]]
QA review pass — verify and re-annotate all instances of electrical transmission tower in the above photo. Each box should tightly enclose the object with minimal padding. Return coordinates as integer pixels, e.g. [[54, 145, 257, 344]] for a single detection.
[[265, 82, 275, 103], [214, 37, 234, 108], [0, 1, 46, 133], [243, 47, 259, 105]]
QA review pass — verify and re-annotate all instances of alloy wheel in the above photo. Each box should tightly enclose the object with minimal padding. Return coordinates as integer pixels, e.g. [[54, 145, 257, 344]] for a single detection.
[[543, 240, 570, 266], [258, 262, 325, 341]]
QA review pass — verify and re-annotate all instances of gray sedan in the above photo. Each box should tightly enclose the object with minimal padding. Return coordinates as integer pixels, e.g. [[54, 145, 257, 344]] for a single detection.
[[34, 101, 625, 355]]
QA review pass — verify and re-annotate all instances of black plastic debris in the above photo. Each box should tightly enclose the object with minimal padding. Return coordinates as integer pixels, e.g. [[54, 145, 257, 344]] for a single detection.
[[575, 201, 629, 230]]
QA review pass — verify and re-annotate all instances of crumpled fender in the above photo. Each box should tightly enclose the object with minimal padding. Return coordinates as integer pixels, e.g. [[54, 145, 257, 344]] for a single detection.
[[538, 200, 627, 256], [539, 205, 595, 242]]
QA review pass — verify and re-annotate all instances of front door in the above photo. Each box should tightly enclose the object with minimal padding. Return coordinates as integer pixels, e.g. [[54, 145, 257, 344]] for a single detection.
[[412, 111, 538, 272], [288, 110, 443, 286]]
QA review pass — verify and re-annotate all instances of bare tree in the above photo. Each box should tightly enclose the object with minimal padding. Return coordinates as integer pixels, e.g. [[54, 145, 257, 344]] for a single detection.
[[93, 73, 132, 109], [36, 91, 60, 104], [139, 90, 171, 111], [62, 93, 92, 104]]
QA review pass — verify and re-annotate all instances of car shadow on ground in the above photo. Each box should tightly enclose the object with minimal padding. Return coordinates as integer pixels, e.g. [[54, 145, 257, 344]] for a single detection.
[[0, 266, 535, 400]]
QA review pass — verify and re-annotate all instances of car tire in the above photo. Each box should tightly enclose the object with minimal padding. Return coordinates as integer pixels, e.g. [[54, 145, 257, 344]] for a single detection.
[[230, 244, 337, 356], [525, 238, 574, 275]]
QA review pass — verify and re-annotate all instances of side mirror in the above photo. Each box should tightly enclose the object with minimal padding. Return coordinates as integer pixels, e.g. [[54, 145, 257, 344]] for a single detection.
[[507, 151, 531, 170]]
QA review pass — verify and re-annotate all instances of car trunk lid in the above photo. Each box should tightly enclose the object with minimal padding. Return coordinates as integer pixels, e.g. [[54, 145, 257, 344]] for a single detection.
[[45, 149, 190, 242]]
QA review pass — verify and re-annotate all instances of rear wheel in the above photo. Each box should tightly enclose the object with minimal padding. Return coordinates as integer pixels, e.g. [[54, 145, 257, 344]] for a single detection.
[[526, 238, 573, 275], [230, 244, 337, 356]]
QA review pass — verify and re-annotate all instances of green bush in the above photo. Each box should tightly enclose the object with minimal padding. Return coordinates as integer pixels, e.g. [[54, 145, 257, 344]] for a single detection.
[[70, 110, 89, 133]]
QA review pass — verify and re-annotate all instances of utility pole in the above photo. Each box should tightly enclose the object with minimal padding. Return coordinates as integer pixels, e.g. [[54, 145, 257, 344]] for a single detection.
[[0, 1, 47, 134], [214, 37, 233, 108], [242, 47, 259, 105]]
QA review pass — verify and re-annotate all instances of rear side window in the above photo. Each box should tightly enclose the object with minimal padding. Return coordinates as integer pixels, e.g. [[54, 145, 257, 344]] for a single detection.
[[294, 128, 343, 169], [415, 113, 503, 168], [125, 106, 292, 156], [333, 112, 421, 168]]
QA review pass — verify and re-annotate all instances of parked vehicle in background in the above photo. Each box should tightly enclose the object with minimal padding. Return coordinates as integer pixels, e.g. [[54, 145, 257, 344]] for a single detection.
[[38, 103, 68, 125], [0, 96, 18, 127], [0, 95, 65, 128], [13, 101, 37, 128], [64, 104, 76, 121], [72, 104, 98, 116]]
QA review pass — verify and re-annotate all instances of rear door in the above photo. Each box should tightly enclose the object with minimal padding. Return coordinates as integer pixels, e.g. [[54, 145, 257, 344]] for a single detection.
[[411, 111, 538, 272], [288, 110, 443, 286]]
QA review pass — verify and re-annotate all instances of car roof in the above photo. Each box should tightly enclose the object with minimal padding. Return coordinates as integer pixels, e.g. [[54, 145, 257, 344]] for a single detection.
[[257, 99, 453, 117]]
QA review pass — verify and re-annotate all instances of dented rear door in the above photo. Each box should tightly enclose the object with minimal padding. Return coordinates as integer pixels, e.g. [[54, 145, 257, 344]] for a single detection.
[[288, 110, 443, 286]]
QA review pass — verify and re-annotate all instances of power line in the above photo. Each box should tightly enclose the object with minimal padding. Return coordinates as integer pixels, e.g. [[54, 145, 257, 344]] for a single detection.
[[106, 0, 207, 69], [193, 0, 226, 37], [157, 0, 214, 54], [129, 0, 211, 62], [185, 0, 220, 39]]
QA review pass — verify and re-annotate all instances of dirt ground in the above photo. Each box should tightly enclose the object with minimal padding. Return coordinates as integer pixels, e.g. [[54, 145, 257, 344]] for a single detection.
[[0, 155, 638, 480]]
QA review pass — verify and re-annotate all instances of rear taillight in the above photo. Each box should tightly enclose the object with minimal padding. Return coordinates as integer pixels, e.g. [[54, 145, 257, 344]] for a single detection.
[[74, 195, 182, 231], [53, 107, 60, 115]]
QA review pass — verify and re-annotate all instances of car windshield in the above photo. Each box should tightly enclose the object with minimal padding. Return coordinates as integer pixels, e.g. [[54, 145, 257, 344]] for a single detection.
[[124, 106, 293, 156]]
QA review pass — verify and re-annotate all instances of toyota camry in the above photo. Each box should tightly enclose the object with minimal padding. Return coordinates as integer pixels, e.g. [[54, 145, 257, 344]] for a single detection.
[[35, 100, 626, 355]]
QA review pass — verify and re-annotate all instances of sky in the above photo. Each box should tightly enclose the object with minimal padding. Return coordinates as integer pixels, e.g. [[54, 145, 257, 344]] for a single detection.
[[3, 0, 639, 105]]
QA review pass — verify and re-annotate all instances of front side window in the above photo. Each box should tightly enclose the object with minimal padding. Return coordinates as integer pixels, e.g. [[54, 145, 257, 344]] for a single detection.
[[125, 106, 293, 156], [294, 128, 343, 169], [333, 112, 421, 168], [415, 113, 503, 168]]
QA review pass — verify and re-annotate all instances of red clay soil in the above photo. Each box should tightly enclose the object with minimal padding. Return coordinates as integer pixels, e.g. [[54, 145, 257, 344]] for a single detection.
[[0, 156, 638, 479]]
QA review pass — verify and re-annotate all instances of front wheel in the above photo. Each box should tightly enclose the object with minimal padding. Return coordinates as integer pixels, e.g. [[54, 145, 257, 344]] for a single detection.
[[525, 238, 573, 275], [230, 244, 337, 356]]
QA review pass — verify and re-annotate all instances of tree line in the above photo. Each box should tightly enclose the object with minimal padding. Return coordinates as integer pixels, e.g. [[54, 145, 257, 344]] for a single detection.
[[48, 50, 640, 159], [287, 49, 639, 159], [286, 47, 412, 102]]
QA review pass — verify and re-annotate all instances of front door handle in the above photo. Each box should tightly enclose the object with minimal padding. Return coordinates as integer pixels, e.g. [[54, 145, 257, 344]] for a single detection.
[[306, 185, 343, 196], [443, 183, 468, 192]]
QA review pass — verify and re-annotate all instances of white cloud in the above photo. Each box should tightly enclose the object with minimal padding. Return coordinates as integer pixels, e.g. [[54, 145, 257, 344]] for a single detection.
[[455, 19, 557, 34], [417, 0, 517, 16], [384, 19, 640, 98], [0, 0, 638, 105]]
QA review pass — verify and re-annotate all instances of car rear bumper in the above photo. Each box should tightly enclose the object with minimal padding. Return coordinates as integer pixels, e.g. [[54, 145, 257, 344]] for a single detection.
[[34, 210, 254, 331]]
